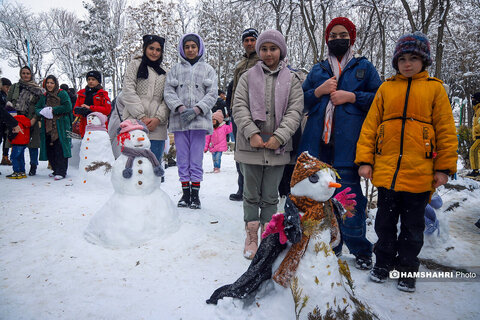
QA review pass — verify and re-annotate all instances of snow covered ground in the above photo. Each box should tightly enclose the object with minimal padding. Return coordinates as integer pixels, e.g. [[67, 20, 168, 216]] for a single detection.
[[1, 151, 479, 320]]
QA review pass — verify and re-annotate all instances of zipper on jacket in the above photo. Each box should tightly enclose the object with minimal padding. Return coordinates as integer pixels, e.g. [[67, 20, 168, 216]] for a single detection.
[[390, 77, 412, 190], [319, 59, 359, 88]]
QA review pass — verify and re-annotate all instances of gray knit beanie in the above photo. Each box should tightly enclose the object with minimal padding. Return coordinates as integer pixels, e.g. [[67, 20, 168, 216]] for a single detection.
[[255, 29, 287, 60]]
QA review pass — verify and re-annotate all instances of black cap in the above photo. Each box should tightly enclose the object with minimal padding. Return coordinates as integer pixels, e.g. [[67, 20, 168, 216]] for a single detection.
[[241, 28, 259, 41], [86, 70, 102, 83]]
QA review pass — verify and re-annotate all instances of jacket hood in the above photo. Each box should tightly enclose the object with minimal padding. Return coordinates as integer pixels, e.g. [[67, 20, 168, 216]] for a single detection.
[[178, 33, 205, 62]]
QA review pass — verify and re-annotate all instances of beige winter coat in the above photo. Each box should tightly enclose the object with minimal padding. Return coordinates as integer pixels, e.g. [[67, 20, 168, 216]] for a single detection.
[[233, 63, 304, 166], [122, 58, 170, 140]]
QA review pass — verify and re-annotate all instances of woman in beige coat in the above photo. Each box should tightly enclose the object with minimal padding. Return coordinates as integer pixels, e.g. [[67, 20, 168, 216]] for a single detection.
[[233, 30, 303, 259], [122, 35, 170, 162]]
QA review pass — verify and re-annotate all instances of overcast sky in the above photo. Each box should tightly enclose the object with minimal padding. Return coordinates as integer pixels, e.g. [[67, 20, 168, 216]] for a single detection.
[[1, 0, 89, 81]]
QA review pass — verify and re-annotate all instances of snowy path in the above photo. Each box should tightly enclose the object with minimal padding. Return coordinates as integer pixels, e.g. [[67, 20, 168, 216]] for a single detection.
[[1, 153, 479, 320]]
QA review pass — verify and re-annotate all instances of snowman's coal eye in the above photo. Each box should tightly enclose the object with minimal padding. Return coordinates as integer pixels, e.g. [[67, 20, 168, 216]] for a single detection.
[[308, 174, 319, 183]]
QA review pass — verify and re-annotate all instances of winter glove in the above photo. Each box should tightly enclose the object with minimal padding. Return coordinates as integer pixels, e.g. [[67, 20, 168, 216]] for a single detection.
[[74, 106, 92, 117], [283, 197, 302, 244], [333, 187, 356, 213], [39, 106, 53, 119], [262, 213, 288, 244], [153, 165, 164, 177], [122, 168, 133, 179], [5, 101, 14, 111], [180, 107, 201, 126]]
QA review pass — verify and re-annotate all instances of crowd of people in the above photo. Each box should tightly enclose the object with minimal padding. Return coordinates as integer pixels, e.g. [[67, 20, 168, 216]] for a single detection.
[[1, 16, 477, 293]]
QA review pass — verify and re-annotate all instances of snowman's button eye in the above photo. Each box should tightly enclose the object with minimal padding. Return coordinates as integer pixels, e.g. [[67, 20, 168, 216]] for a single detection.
[[308, 174, 319, 183]]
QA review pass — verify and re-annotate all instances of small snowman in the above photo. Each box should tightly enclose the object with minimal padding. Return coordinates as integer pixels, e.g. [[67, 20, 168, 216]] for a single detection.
[[84, 119, 178, 249], [207, 152, 377, 320], [78, 112, 115, 186]]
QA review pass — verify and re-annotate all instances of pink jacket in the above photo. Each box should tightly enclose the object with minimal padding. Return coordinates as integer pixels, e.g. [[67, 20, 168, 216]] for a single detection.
[[204, 122, 232, 153]]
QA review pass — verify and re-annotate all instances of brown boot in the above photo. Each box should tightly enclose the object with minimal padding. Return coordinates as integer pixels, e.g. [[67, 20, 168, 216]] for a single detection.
[[1, 155, 11, 165], [244, 221, 260, 259]]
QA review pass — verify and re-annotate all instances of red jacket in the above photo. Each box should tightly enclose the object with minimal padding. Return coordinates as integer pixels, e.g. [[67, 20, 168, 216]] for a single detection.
[[73, 88, 111, 137], [10, 115, 31, 145]]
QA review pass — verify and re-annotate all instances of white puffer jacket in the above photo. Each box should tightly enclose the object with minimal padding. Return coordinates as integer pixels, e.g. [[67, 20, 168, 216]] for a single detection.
[[164, 33, 218, 135]]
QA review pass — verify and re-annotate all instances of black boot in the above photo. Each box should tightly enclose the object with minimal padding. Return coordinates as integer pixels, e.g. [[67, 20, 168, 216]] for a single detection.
[[178, 182, 191, 208], [190, 183, 201, 209], [229, 190, 243, 201], [28, 164, 37, 176]]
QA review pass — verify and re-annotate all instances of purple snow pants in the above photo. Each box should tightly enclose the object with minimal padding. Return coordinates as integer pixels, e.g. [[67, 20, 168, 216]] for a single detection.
[[174, 130, 207, 182]]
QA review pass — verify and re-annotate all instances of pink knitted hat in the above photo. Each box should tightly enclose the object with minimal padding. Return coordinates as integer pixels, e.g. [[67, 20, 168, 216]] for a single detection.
[[89, 112, 108, 126], [118, 119, 148, 135], [255, 29, 287, 60], [212, 110, 224, 123]]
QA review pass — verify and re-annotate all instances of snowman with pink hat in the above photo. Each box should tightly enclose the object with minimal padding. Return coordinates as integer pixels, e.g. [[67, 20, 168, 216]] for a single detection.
[[78, 112, 115, 186], [84, 119, 178, 248]]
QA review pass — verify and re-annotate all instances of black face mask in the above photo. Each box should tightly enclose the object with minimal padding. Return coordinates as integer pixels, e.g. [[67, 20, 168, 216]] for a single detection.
[[327, 39, 350, 57]]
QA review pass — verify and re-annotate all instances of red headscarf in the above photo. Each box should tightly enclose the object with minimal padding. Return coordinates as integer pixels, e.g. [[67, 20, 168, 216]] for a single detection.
[[325, 17, 356, 45]]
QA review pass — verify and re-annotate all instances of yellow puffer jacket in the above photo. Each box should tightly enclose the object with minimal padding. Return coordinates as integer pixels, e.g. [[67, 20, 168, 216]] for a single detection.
[[473, 103, 480, 139], [355, 71, 458, 193]]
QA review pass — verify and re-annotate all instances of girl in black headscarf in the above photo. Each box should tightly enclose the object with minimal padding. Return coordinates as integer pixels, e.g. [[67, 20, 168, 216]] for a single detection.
[[121, 34, 170, 164]]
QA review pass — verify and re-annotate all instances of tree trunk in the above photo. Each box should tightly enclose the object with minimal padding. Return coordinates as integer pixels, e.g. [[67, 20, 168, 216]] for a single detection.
[[434, 0, 450, 79]]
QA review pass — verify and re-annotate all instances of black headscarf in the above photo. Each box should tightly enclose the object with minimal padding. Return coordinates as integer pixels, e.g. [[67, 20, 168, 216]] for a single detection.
[[137, 35, 166, 79]]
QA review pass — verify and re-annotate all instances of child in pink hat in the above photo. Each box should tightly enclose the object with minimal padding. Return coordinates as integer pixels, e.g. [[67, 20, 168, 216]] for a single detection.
[[204, 110, 232, 173]]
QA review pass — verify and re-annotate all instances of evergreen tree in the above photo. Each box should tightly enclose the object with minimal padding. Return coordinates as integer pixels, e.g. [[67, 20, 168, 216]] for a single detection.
[[78, 0, 113, 82]]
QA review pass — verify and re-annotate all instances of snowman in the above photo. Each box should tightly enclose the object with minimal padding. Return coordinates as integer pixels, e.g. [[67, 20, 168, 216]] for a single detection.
[[207, 152, 377, 320], [84, 119, 178, 249], [78, 112, 115, 186]]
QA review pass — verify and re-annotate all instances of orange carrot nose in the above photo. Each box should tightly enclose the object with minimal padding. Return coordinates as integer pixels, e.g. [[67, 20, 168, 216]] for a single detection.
[[329, 182, 342, 188], [137, 137, 145, 141]]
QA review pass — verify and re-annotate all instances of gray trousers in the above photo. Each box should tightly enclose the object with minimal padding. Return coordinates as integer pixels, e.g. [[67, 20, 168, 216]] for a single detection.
[[240, 163, 285, 225]]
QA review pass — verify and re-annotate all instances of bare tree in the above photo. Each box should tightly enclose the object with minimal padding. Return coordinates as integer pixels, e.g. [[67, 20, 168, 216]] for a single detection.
[[0, 2, 54, 81], [42, 8, 83, 90], [434, 0, 451, 78]]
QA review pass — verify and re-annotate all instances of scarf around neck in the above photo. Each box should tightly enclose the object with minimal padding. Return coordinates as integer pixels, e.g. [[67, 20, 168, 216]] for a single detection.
[[45, 87, 62, 142], [289, 194, 340, 246], [84, 84, 102, 106], [14, 79, 42, 114], [85, 123, 107, 132], [121, 146, 162, 178], [322, 47, 355, 144], [248, 61, 291, 154], [137, 55, 166, 79]]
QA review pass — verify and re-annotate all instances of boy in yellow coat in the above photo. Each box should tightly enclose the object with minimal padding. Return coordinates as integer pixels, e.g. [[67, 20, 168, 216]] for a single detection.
[[355, 32, 457, 292]]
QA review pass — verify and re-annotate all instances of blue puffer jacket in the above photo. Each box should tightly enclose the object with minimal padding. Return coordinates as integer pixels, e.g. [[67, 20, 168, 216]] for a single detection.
[[298, 56, 382, 168]]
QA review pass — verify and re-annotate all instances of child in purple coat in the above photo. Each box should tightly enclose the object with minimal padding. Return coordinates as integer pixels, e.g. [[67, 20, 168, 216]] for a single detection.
[[204, 110, 232, 173]]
